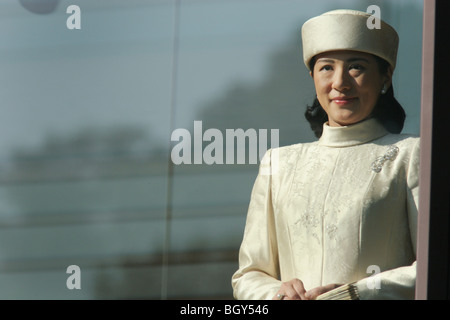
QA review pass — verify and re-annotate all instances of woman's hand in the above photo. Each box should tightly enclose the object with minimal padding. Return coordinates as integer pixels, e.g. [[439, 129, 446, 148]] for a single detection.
[[304, 283, 343, 300], [273, 280, 343, 300], [272, 279, 307, 300]]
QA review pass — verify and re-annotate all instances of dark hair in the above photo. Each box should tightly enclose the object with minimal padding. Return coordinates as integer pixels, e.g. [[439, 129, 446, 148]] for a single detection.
[[305, 56, 406, 138]]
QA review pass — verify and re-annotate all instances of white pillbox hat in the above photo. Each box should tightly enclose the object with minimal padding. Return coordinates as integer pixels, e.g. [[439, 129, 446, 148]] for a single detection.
[[301, 9, 399, 70]]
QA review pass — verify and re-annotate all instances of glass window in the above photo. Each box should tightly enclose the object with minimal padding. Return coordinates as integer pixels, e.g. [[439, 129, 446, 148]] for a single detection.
[[0, 0, 422, 299]]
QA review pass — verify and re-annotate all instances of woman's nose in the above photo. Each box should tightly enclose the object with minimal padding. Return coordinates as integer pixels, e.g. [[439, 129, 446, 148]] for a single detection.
[[332, 68, 352, 92]]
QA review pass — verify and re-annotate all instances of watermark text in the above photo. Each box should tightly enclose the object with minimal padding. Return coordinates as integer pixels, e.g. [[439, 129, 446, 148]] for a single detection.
[[171, 121, 279, 166]]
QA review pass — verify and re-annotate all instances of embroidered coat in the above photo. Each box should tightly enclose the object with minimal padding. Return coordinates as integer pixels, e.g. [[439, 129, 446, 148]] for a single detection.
[[232, 118, 420, 300]]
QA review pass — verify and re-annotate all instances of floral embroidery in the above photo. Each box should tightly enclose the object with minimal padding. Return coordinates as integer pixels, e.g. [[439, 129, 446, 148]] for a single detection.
[[326, 224, 338, 240], [294, 210, 339, 244], [371, 145, 399, 173], [297, 211, 320, 228], [280, 147, 299, 177], [295, 210, 321, 244]]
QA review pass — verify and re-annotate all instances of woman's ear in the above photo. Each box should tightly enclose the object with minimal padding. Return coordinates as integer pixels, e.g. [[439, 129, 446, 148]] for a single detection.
[[384, 65, 394, 89]]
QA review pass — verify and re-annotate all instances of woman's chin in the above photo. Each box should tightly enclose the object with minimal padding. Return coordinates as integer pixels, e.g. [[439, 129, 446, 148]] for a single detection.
[[329, 115, 365, 127]]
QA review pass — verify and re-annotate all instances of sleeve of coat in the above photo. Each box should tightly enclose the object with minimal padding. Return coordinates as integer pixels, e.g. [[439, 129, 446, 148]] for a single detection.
[[231, 149, 282, 300], [355, 138, 420, 300]]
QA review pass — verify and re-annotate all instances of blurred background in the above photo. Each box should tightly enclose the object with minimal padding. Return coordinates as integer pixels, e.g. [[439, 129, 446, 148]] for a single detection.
[[0, 0, 422, 299]]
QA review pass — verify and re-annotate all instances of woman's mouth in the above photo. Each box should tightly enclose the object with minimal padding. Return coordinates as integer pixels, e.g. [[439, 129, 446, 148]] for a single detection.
[[331, 97, 358, 105]]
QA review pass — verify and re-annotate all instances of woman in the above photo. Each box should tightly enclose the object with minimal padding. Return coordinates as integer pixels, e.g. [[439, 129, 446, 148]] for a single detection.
[[231, 9, 419, 300]]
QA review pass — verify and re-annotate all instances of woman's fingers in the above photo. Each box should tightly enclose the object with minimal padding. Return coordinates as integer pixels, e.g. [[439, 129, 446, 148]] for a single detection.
[[273, 279, 307, 300], [274, 280, 344, 300], [285, 279, 307, 300], [305, 283, 342, 300]]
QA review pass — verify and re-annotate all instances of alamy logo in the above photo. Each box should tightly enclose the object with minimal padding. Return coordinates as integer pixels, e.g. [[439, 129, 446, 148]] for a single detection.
[[170, 121, 279, 168], [66, 5, 81, 30], [66, 265, 81, 290], [366, 5, 381, 30], [366, 265, 381, 289]]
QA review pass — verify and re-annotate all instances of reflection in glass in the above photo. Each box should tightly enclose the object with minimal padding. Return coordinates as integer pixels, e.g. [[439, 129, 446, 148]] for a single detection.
[[0, 0, 422, 299]]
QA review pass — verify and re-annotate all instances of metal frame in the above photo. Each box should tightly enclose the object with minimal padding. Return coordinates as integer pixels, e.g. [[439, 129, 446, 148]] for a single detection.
[[415, 0, 450, 300]]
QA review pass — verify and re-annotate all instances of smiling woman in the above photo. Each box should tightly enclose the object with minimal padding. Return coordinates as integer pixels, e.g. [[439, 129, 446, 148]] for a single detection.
[[306, 51, 406, 138], [312, 51, 390, 128], [232, 9, 420, 300]]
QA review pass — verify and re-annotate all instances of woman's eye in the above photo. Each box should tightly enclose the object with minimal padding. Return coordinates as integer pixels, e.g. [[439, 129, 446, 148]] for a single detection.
[[350, 64, 364, 71], [320, 65, 332, 71]]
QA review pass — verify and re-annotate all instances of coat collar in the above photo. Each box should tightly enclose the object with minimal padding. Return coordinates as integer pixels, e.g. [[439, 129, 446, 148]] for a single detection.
[[318, 118, 389, 147]]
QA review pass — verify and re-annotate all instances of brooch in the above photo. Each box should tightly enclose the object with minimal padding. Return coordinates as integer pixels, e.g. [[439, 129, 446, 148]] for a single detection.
[[371, 145, 399, 173]]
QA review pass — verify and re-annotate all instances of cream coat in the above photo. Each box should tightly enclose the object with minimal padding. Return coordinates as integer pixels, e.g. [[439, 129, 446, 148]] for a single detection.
[[232, 118, 419, 300]]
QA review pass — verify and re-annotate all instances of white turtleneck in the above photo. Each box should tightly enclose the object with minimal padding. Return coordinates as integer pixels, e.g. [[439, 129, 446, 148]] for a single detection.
[[232, 118, 420, 300]]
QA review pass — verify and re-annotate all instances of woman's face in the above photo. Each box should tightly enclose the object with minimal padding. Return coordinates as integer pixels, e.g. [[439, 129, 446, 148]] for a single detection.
[[311, 50, 392, 127]]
